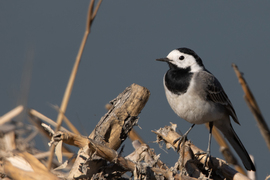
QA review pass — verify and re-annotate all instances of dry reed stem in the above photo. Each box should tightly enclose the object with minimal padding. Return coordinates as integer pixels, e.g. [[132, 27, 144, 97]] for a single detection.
[[28, 109, 69, 132], [113, 101, 167, 170], [62, 114, 80, 135], [4, 152, 58, 180], [0, 105, 24, 126], [128, 129, 145, 144], [28, 113, 74, 160], [232, 63, 270, 151], [106, 102, 167, 169], [47, 0, 102, 169], [50, 105, 80, 134]]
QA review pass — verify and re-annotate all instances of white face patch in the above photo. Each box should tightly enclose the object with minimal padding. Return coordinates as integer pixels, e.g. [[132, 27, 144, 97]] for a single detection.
[[167, 49, 203, 72]]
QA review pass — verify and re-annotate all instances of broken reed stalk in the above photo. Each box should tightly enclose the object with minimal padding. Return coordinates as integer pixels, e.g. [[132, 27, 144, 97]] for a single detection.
[[152, 124, 251, 180], [88, 84, 150, 149], [105, 103, 168, 170], [49, 130, 195, 180], [47, 0, 103, 170], [28, 109, 69, 132], [87, 138, 196, 180], [50, 105, 81, 134], [105, 104, 146, 145], [0, 105, 24, 126], [28, 114, 74, 159], [66, 84, 150, 178], [232, 64, 270, 151], [4, 152, 59, 180], [62, 114, 80, 135]]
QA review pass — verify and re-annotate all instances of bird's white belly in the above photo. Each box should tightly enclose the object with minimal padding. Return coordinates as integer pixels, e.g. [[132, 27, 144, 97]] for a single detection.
[[164, 86, 225, 124]]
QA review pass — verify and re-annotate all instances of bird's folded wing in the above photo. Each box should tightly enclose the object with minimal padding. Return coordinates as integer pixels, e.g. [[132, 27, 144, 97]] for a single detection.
[[201, 71, 240, 125]]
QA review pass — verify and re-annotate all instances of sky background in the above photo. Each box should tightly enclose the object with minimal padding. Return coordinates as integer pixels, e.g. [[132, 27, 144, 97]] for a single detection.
[[1, 1, 270, 178]]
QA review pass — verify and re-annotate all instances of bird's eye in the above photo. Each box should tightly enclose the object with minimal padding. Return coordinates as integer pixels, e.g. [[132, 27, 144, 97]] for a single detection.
[[179, 56, 185, 60]]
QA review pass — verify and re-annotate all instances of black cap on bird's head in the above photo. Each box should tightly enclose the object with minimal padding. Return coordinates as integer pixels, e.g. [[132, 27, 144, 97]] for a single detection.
[[177, 48, 204, 67]]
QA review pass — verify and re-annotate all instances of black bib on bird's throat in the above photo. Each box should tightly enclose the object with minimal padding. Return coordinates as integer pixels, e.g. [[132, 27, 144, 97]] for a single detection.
[[165, 65, 193, 95]]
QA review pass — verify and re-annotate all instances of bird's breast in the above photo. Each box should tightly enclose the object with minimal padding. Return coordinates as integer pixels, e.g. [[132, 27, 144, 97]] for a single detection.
[[164, 77, 225, 124]]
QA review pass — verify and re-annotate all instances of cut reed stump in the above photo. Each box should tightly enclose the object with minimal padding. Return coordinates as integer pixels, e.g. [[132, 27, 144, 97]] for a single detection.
[[67, 83, 150, 179]]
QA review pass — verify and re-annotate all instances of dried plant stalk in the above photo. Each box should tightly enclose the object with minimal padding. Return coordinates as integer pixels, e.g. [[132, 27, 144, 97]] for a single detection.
[[3, 152, 58, 180], [0, 105, 24, 126], [28, 114, 74, 159], [50, 130, 195, 180], [232, 64, 270, 151], [28, 109, 69, 132], [67, 83, 150, 178], [47, 0, 103, 169], [89, 83, 150, 149], [152, 123, 251, 180]]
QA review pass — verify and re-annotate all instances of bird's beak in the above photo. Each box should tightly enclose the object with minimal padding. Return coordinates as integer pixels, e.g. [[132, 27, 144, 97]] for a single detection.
[[156, 58, 171, 62]]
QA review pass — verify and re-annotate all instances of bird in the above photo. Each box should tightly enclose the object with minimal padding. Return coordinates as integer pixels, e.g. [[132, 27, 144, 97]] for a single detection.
[[156, 47, 256, 171]]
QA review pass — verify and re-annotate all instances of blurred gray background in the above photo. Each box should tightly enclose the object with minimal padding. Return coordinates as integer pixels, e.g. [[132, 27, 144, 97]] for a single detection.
[[1, 1, 269, 178]]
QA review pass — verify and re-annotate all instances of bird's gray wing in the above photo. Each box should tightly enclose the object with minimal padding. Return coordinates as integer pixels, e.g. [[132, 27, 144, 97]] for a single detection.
[[199, 70, 240, 124]]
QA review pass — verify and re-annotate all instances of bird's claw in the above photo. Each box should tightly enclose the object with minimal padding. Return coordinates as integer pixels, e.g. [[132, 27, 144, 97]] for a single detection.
[[195, 151, 213, 169], [173, 135, 187, 152]]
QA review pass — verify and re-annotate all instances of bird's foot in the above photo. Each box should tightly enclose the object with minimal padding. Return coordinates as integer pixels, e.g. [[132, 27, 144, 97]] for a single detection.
[[173, 134, 187, 152], [195, 150, 213, 169], [173, 124, 195, 152], [204, 150, 213, 168]]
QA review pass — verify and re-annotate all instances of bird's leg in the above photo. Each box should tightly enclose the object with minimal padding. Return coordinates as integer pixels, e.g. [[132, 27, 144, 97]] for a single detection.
[[204, 121, 213, 167], [173, 124, 195, 152], [195, 122, 213, 168]]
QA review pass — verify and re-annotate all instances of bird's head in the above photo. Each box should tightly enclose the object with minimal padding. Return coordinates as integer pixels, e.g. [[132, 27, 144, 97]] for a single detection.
[[156, 47, 204, 72]]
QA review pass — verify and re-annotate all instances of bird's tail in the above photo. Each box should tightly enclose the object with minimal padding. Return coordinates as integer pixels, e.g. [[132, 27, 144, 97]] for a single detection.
[[214, 122, 256, 171]]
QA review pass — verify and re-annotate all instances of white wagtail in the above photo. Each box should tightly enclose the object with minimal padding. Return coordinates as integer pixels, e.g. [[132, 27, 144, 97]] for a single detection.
[[156, 47, 255, 171]]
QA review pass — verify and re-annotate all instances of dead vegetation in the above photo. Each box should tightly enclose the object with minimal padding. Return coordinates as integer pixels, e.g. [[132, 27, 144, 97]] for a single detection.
[[0, 83, 256, 180], [0, 1, 269, 179]]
